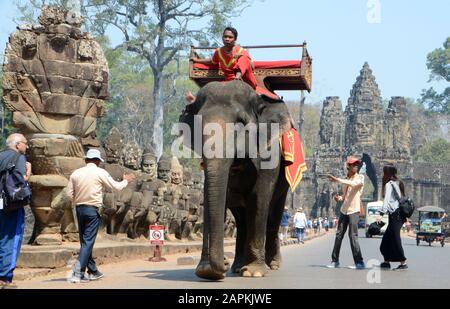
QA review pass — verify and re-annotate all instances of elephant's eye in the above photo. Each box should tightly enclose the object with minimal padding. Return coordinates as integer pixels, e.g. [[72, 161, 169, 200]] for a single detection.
[[257, 104, 266, 115]]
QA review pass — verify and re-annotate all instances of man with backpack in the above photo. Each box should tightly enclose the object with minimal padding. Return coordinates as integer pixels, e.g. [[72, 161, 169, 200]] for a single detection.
[[0, 133, 31, 289]]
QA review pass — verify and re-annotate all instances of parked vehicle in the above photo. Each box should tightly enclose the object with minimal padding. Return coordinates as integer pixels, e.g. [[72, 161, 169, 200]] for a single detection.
[[416, 206, 446, 247], [365, 201, 389, 238]]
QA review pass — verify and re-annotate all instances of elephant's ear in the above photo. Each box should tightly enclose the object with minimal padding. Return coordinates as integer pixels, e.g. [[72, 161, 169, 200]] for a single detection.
[[186, 102, 199, 114], [252, 95, 267, 118]]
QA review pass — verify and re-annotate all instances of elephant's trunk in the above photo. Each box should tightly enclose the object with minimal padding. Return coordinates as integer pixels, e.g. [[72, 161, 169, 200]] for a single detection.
[[200, 158, 233, 278]]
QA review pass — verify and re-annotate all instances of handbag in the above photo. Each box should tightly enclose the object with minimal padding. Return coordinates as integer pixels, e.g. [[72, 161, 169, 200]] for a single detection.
[[391, 182, 414, 218], [368, 221, 385, 235]]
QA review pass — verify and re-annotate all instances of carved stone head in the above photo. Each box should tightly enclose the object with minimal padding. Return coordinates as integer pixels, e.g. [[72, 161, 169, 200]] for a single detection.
[[170, 157, 183, 185], [123, 141, 142, 170], [192, 171, 204, 190], [158, 155, 171, 183], [104, 127, 123, 164], [141, 146, 157, 179]]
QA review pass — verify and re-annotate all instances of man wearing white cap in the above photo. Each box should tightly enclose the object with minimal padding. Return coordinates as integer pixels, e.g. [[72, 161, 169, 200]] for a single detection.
[[67, 148, 135, 283]]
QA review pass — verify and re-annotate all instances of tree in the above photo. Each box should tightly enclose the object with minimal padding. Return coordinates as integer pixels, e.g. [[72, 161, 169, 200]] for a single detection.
[[405, 97, 444, 156], [0, 70, 17, 146], [419, 37, 450, 115], [286, 101, 321, 158], [81, 0, 255, 158], [414, 138, 450, 163], [96, 40, 155, 144], [13, 0, 70, 23]]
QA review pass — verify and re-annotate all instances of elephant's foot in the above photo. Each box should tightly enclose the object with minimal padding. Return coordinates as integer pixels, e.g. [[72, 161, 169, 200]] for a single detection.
[[195, 260, 226, 281], [265, 253, 282, 270], [230, 258, 245, 273], [265, 246, 281, 270], [268, 260, 280, 270], [240, 263, 267, 278]]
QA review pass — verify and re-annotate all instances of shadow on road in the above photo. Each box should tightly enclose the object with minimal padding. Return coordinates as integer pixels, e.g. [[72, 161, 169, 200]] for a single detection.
[[128, 269, 238, 284], [308, 264, 335, 269]]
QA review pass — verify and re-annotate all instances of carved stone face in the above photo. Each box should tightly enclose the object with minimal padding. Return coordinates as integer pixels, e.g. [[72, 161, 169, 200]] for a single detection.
[[183, 171, 194, 188], [158, 161, 171, 183], [171, 168, 183, 185], [354, 119, 371, 144], [104, 128, 123, 164], [141, 156, 157, 179], [192, 172, 204, 190], [123, 142, 142, 170], [21, 32, 37, 58]]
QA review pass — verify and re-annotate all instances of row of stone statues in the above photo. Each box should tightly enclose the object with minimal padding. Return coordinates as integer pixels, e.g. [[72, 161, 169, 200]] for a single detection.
[[98, 127, 207, 241]]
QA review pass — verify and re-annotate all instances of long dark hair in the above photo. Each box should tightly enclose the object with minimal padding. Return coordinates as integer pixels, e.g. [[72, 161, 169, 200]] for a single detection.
[[382, 164, 405, 197]]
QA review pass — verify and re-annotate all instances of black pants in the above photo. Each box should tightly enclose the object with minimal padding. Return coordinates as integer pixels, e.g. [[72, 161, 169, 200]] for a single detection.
[[331, 212, 363, 264], [74, 205, 100, 276], [380, 208, 406, 262]]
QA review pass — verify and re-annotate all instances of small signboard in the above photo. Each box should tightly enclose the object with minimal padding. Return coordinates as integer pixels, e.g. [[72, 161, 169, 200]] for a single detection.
[[149, 225, 165, 245]]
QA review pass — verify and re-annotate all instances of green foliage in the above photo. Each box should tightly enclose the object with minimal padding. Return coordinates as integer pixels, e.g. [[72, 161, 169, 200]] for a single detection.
[[13, 0, 68, 23], [426, 37, 450, 83], [419, 37, 450, 115], [419, 87, 450, 115], [96, 45, 154, 144], [414, 138, 450, 163], [286, 101, 321, 158], [0, 69, 17, 147]]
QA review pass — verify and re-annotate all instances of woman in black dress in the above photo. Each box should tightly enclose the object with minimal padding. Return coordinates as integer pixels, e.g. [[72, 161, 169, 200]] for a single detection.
[[379, 165, 408, 270]]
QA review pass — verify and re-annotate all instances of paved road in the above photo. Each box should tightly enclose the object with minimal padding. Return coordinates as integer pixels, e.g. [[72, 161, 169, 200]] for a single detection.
[[16, 231, 450, 289]]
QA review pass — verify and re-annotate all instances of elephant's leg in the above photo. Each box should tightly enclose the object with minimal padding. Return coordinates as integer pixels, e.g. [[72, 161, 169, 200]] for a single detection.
[[229, 207, 247, 274], [195, 158, 233, 280], [240, 168, 279, 278], [265, 180, 289, 270]]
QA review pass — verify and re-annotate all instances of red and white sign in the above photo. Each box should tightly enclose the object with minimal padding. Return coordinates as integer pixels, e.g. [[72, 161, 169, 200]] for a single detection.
[[149, 225, 165, 245]]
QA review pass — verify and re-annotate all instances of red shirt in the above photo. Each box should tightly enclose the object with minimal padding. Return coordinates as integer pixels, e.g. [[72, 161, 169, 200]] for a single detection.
[[212, 46, 258, 89]]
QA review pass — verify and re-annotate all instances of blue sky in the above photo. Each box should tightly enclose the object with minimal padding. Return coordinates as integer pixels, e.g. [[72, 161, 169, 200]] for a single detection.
[[1, 0, 449, 104]]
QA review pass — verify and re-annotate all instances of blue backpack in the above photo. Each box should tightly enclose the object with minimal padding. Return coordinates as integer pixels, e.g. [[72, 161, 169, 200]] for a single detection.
[[0, 152, 31, 213]]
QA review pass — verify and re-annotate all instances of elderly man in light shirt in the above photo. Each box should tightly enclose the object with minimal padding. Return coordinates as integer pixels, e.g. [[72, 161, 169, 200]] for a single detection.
[[67, 149, 135, 283], [326, 156, 365, 269]]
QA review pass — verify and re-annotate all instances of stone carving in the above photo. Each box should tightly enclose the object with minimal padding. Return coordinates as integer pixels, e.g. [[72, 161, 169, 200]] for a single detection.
[[344, 62, 384, 153], [114, 141, 142, 237], [98, 129, 206, 241], [383, 97, 411, 161], [319, 96, 345, 151], [101, 127, 126, 234], [2, 5, 109, 245]]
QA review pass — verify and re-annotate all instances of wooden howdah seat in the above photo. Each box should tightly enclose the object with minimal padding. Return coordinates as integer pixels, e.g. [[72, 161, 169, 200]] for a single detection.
[[189, 43, 312, 94]]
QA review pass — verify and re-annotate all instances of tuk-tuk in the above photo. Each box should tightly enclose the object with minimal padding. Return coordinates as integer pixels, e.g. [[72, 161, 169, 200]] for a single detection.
[[416, 206, 446, 247], [365, 201, 389, 238]]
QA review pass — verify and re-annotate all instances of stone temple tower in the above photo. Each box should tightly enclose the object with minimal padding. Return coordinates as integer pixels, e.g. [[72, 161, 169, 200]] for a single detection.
[[344, 62, 385, 154]]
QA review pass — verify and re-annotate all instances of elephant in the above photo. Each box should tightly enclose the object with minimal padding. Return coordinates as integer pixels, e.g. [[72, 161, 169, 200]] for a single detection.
[[179, 80, 293, 280]]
